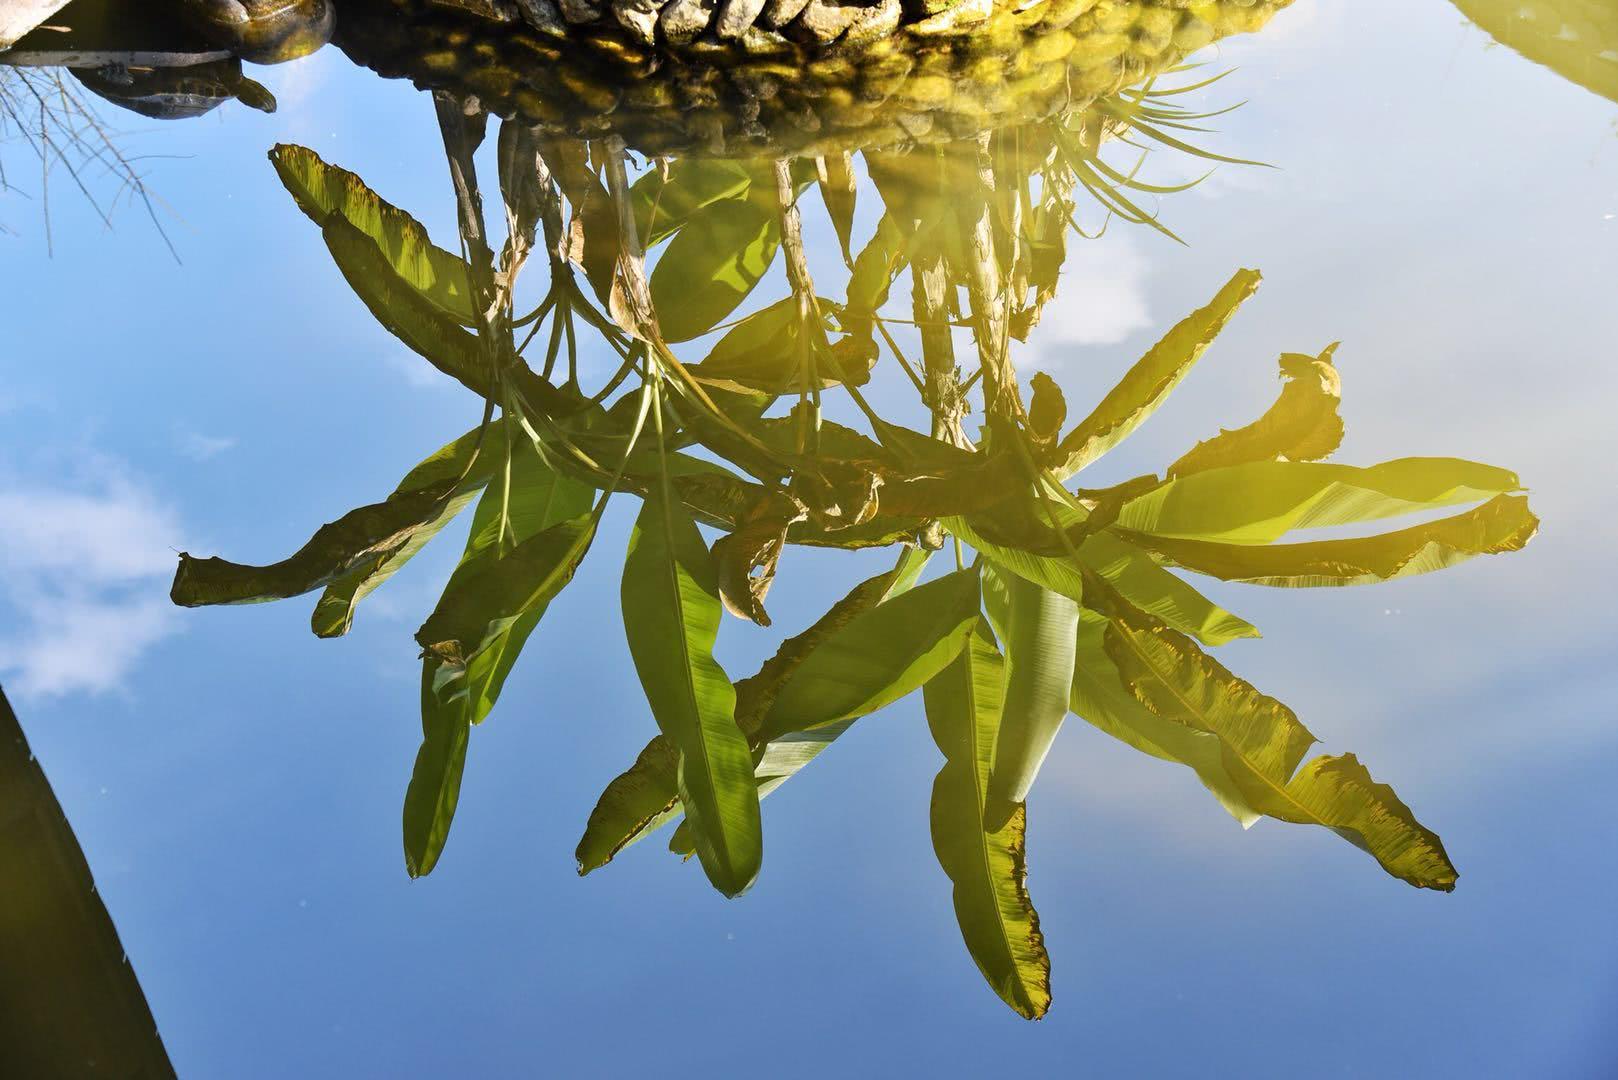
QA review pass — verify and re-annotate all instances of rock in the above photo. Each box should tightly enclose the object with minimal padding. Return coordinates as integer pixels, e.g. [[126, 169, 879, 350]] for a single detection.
[[757, 0, 810, 30], [790, 0, 860, 44], [659, 0, 714, 42], [837, 0, 900, 51], [612, 0, 661, 44], [906, 0, 991, 36], [514, 0, 569, 36], [714, 0, 766, 40], [557, 0, 605, 24]]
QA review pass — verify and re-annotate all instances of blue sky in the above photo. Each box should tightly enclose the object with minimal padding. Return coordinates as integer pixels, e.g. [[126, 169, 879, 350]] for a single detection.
[[3, 1, 1617, 1075]]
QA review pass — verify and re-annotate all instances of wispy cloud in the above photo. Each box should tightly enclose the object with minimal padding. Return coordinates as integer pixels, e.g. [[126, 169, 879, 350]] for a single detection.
[[176, 429, 237, 461], [0, 459, 185, 699], [1032, 233, 1152, 352]]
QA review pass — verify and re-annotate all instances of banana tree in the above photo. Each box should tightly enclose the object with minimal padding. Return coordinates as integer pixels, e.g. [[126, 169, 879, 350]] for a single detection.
[[169, 53, 1535, 1021]]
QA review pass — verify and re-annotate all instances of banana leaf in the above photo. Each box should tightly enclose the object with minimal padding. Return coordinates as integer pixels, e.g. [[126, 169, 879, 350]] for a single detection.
[[1054, 269, 1262, 479], [650, 192, 780, 343], [270, 143, 474, 324], [924, 624, 1052, 1020], [1106, 619, 1457, 890], [173, 423, 500, 608], [404, 453, 594, 877], [1122, 494, 1539, 587], [621, 485, 760, 897], [1167, 345, 1343, 476], [578, 549, 932, 873], [1115, 458, 1523, 545]]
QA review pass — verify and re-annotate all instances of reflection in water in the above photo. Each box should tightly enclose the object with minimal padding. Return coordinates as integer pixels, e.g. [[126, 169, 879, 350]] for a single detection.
[[2, 0, 1547, 1025], [0, 689, 174, 1075], [1452, 0, 1618, 104]]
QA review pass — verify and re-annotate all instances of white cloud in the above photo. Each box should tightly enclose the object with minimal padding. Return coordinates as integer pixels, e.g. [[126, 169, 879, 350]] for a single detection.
[[0, 462, 185, 699], [176, 430, 237, 461], [1031, 232, 1152, 351]]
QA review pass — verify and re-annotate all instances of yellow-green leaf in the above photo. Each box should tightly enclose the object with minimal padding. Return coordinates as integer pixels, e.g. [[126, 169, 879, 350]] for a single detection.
[[172, 425, 499, 609], [925, 625, 1052, 1020], [981, 566, 1079, 824], [577, 551, 930, 874], [1167, 344, 1343, 476], [1106, 619, 1457, 889], [1116, 458, 1523, 545], [1069, 611, 1260, 826], [650, 194, 780, 343], [270, 143, 474, 324], [621, 486, 760, 897], [756, 566, 982, 743], [1054, 269, 1262, 479], [312, 423, 512, 637], [1122, 494, 1539, 587]]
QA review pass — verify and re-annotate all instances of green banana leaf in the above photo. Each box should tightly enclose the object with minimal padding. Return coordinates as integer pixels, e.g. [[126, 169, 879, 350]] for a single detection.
[[1167, 345, 1343, 476], [621, 486, 760, 897], [631, 158, 753, 248], [924, 624, 1052, 1020], [688, 295, 846, 394], [404, 452, 593, 877], [322, 213, 487, 392], [579, 549, 932, 872], [270, 143, 474, 324], [1106, 619, 1457, 890], [650, 193, 781, 343], [1054, 269, 1263, 479], [756, 566, 982, 743], [952, 516, 1258, 647], [1122, 494, 1539, 587], [981, 566, 1079, 823], [172, 423, 499, 608], [312, 423, 511, 637], [1069, 611, 1260, 826], [1115, 458, 1524, 545]]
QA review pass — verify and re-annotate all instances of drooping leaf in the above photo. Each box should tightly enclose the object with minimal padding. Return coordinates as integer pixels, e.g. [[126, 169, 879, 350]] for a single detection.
[[756, 566, 982, 743], [631, 158, 753, 248], [924, 624, 1052, 1020], [538, 136, 619, 303], [950, 515, 1258, 648], [573, 735, 684, 876], [650, 194, 780, 343], [403, 457, 594, 877], [1106, 619, 1458, 889], [402, 676, 471, 879], [1115, 458, 1524, 545], [576, 550, 930, 874], [1168, 345, 1343, 476], [621, 486, 760, 897], [312, 423, 513, 637], [321, 213, 488, 391], [817, 152, 858, 263], [688, 295, 849, 394], [1122, 494, 1539, 588], [981, 567, 1079, 825], [173, 424, 500, 609], [1053, 269, 1262, 479], [1068, 611, 1260, 826], [416, 513, 597, 665], [1078, 532, 1261, 646], [269, 143, 474, 324]]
